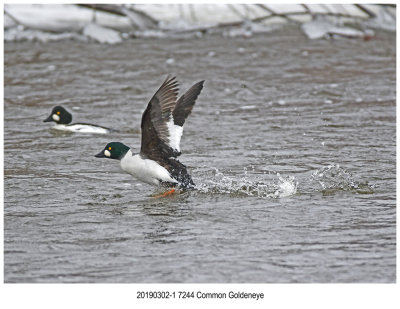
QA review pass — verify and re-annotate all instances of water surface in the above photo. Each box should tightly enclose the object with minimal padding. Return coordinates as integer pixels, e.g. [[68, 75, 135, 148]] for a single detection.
[[4, 28, 396, 282]]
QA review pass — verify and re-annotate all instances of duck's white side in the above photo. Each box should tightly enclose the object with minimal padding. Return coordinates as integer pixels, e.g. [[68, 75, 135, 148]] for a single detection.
[[52, 124, 109, 134], [120, 150, 177, 186]]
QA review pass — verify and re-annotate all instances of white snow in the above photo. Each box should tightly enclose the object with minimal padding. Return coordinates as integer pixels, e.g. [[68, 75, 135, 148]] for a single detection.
[[301, 18, 369, 40], [3, 4, 395, 43], [83, 23, 122, 44]]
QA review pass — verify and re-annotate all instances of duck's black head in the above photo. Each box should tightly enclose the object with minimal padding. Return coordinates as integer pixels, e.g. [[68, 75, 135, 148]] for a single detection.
[[95, 142, 130, 160], [43, 106, 72, 124]]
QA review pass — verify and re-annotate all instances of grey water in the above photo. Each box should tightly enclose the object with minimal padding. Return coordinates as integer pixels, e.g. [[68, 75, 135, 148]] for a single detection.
[[4, 28, 396, 283]]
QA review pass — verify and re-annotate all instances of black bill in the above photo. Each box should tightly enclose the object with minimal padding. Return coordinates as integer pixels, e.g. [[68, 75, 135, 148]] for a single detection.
[[43, 115, 53, 122], [95, 151, 105, 158]]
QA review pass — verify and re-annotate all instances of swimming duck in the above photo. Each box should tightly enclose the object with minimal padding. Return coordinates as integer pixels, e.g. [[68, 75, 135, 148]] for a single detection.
[[43, 106, 111, 134], [95, 76, 204, 195]]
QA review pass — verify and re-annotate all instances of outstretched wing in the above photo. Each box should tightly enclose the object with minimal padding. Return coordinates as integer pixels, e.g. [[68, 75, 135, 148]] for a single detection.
[[140, 76, 180, 158], [173, 80, 204, 126], [140, 76, 204, 160]]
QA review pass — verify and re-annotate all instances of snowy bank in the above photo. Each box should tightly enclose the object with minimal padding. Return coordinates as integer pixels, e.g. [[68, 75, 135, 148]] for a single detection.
[[4, 4, 396, 44]]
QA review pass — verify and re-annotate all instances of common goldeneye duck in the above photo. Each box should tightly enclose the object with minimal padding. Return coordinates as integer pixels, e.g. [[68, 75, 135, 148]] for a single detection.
[[43, 105, 111, 134], [95, 76, 204, 195]]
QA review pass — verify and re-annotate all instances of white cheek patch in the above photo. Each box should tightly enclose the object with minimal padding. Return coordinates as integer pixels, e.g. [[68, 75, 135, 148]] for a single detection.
[[104, 150, 111, 157], [52, 114, 60, 122]]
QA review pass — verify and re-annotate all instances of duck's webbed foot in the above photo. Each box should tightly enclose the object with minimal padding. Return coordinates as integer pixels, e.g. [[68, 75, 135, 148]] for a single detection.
[[152, 188, 176, 198]]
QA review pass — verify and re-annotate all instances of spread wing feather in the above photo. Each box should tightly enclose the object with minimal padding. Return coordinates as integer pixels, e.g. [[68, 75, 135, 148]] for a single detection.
[[140, 76, 179, 158], [173, 80, 204, 126], [140, 76, 204, 161]]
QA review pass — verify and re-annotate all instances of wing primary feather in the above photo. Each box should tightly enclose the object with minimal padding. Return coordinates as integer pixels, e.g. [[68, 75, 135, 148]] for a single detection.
[[158, 76, 179, 116], [173, 80, 204, 127], [140, 76, 180, 158]]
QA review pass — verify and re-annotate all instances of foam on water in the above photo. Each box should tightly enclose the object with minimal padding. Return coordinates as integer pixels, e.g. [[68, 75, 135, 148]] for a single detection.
[[195, 168, 298, 198], [311, 164, 374, 194], [194, 164, 372, 198]]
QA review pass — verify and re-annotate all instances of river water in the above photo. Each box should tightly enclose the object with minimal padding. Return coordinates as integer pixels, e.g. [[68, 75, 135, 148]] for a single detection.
[[4, 28, 396, 283]]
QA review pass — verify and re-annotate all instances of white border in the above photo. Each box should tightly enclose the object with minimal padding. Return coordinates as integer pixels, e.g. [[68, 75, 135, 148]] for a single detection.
[[1, 1, 399, 309]]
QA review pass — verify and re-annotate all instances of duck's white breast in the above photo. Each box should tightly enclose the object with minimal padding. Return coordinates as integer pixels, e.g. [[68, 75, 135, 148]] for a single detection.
[[120, 152, 176, 186]]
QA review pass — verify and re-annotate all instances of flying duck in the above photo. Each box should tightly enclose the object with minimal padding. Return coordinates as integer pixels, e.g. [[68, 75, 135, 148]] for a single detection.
[[95, 76, 204, 196]]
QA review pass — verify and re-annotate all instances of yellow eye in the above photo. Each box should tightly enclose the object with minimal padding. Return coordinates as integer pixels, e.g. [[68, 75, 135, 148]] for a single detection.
[[56, 111, 60, 115], [108, 147, 112, 151]]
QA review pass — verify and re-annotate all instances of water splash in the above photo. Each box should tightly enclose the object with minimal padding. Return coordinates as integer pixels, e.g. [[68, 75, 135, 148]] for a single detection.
[[272, 174, 298, 198], [195, 168, 298, 198], [311, 164, 374, 194]]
